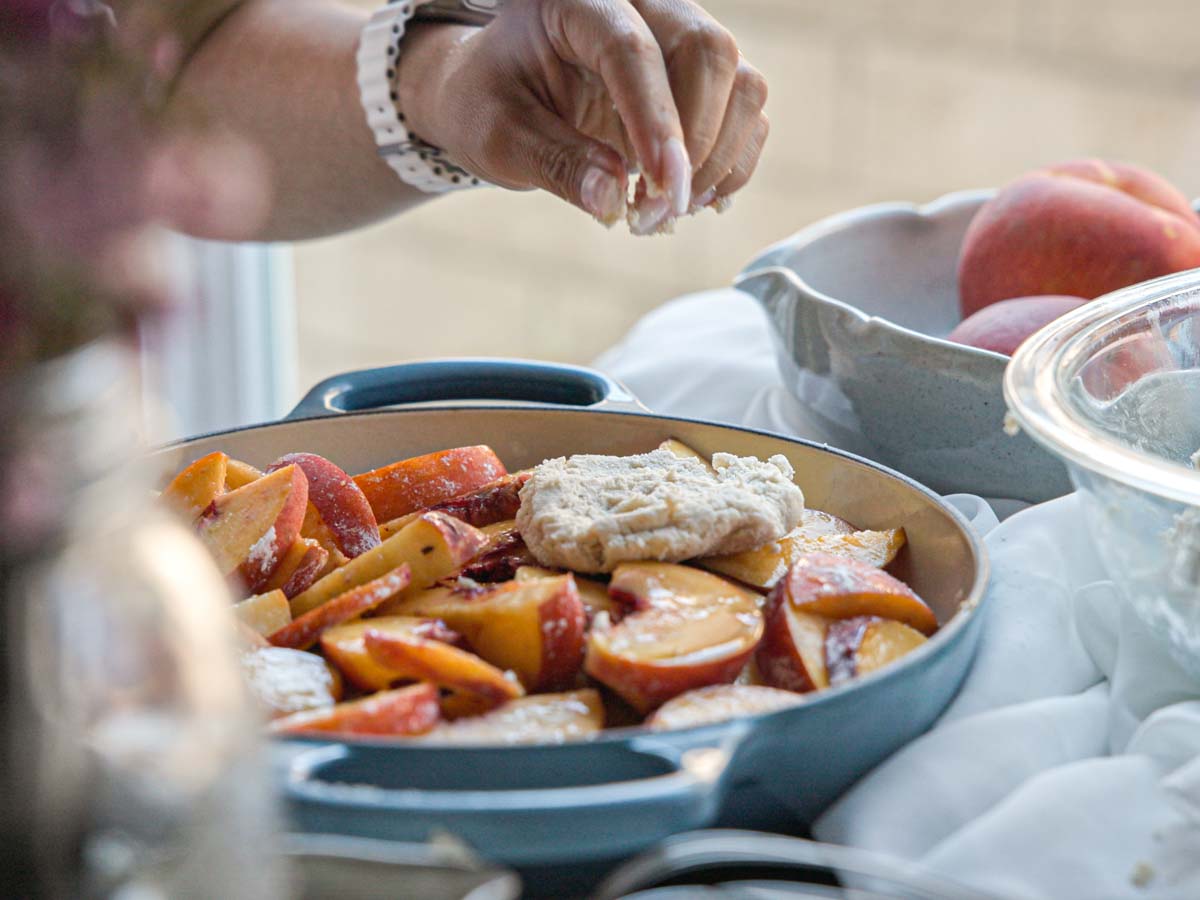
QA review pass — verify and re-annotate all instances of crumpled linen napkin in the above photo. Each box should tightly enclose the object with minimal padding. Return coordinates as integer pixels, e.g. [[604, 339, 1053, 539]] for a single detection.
[[817, 496, 1200, 899], [596, 289, 1200, 898]]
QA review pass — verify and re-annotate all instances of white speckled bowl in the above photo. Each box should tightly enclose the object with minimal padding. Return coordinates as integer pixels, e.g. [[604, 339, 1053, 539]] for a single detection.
[[1005, 269, 1200, 680], [735, 189, 1072, 503]]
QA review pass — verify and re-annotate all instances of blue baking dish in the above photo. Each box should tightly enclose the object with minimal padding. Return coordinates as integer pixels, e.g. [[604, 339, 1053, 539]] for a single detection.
[[154, 359, 990, 870]]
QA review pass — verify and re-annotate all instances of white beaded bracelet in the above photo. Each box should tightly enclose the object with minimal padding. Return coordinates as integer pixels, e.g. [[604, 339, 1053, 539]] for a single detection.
[[356, 1, 485, 193]]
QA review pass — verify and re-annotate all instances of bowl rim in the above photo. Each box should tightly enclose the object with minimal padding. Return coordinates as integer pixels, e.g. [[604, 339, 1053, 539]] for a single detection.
[[1004, 268, 1200, 507], [739, 188, 1010, 364]]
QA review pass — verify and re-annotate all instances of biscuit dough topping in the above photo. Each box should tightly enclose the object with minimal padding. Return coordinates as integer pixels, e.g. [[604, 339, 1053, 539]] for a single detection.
[[516, 449, 805, 573]]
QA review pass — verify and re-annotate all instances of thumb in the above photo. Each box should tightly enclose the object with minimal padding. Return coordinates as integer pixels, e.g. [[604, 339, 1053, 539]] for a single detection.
[[502, 104, 629, 226]]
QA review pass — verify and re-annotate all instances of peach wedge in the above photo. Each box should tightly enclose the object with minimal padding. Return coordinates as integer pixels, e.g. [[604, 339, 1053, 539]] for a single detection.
[[321, 616, 462, 692], [261, 538, 329, 599], [223, 458, 263, 490], [233, 589, 292, 636], [290, 511, 487, 617], [416, 690, 604, 745], [364, 627, 523, 708], [701, 515, 904, 590], [269, 682, 441, 738], [824, 616, 928, 687], [270, 452, 381, 559], [269, 564, 412, 651], [516, 566, 622, 622], [196, 463, 308, 592], [162, 451, 228, 521], [395, 573, 586, 692], [378, 473, 529, 540], [353, 446, 507, 523], [647, 684, 806, 731], [756, 601, 831, 693], [585, 563, 763, 713], [771, 552, 937, 635]]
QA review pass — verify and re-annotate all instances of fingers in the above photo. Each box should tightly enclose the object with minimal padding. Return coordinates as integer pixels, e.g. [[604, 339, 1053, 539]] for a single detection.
[[541, 0, 690, 215], [688, 59, 769, 206], [709, 112, 769, 208], [484, 99, 631, 225], [631, 0, 739, 182]]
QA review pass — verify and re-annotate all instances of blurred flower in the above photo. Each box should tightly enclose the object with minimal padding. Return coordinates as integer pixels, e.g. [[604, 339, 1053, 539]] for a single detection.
[[0, 0, 273, 375]]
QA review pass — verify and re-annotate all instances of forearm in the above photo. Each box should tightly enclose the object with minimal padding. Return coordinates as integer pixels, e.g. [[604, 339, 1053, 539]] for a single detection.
[[166, 0, 433, 241]]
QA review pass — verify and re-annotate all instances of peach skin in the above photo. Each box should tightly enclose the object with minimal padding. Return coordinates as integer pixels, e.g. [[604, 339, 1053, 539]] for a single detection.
[[958, 159, 1200, 318]]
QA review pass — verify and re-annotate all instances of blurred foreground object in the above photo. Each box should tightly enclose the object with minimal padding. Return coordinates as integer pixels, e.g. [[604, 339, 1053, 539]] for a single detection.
[[0, 341, 285, 898], [0, 2, 283, 896]]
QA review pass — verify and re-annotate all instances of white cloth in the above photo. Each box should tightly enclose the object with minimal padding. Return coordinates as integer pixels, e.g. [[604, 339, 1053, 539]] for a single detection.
[[596, 289, 1200, 898]]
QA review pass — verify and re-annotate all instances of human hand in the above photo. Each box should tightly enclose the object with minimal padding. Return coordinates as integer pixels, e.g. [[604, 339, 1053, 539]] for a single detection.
[[397, 0, 768, 234]]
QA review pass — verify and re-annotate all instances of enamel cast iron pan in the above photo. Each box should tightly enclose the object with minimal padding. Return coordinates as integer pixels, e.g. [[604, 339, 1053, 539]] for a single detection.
[[153, 359, 990, 870]]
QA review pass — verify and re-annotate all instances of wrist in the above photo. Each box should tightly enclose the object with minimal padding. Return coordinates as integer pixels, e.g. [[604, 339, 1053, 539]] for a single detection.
[[394, 22, 475, 151]]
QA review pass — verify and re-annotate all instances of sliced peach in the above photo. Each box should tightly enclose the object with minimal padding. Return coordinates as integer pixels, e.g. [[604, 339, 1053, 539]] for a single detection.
[[825, 616, 928, 687], [261, 538, 329, 599], [701, 520, 904, 590], [320, 616, 462, 692], [262, 538, 312, 591], [236, 621, 270, 650], [459, 524, 537, 582], [353, 446, 507, 524], [480, 519, 517, 537], [585, 563, 764, 713], [772, 552, 937, 635], [162, 451, 228, 520], [224, 458, 263, 490], [291, 511, 487, 617], [657, 439, 714, 472], [416, 690, 604, 745], [269, 452, 381, 559], [379, 513, 418, 542], [395, 574, 586, 691], [363, 628, 523, 709], [268, 682, 440, 737], [241, 646, 342, 718], [299, 505, 351, 577], [756, 602, 831, 693], [647, 684, 806, 731], [797, 508, 859, 538], [269, 564, 411, 650], [280, 541, 329, 598], [426, 471, 530, 528], [196, 463, 308, 592], [233, 589, 291, 636], [516, 565, 621, 622]]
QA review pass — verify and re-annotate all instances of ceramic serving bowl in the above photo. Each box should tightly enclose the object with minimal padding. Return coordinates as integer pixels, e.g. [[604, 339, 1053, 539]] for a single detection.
[[1006, 270, 1200, 681], [736, 189, 1072, 504], [151, 359, 989, 871]]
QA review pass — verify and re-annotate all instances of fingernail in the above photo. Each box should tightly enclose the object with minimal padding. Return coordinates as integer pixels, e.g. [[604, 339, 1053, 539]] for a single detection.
[[628, 196, 672, 236], [580, 166, 625, 226], [661, 137, 691, 217], [689, 187, 717, 214], [713, 194, 735, 214]]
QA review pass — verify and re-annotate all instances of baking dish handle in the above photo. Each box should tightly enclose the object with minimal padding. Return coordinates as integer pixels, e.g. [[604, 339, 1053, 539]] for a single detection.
[[286, 358, 646, 420], [282, 737, 737, 867]]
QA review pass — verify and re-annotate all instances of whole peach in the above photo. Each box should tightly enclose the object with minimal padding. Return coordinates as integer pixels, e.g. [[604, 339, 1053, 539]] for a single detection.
[[958, 159, 1200, 318], [947, 294, 1087, 356]]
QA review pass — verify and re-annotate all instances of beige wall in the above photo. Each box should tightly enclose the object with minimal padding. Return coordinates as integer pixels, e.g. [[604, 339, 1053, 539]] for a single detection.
[[294, 0, 1200, 392]]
